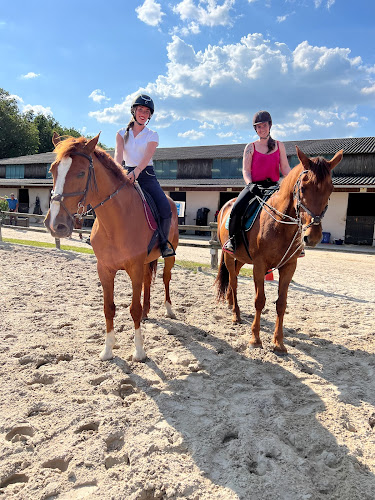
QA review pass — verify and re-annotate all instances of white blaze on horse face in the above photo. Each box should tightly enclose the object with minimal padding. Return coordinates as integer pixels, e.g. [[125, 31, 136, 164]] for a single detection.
[[49, 156, 72, 230]]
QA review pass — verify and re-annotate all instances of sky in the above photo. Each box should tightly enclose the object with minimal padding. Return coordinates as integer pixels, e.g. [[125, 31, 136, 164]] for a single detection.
[[1, 0, 375, 150]]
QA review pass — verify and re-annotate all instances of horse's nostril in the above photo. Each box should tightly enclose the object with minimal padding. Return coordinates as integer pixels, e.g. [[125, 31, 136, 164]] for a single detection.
[[304, 235, 309, 243], [57, 224, 68, 231]]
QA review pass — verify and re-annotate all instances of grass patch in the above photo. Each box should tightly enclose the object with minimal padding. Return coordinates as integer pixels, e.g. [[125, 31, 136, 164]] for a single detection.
[[2, 238, 94, 254], [2, 238, 252, 275]]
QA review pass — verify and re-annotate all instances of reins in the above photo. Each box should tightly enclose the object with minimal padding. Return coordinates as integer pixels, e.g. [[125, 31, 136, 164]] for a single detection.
[[252, 169, 329, 271], [50, 151, 127, 222]]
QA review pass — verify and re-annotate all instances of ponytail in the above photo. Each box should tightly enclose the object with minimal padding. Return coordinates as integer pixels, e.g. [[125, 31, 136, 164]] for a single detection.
[[123, 118, 135, 144], [267, 136, 276, 154]]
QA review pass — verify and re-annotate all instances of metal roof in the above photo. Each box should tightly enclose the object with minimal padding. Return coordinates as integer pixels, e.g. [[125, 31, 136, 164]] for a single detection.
[[1, 176, 374, 190], [1, 136, 375, 165]]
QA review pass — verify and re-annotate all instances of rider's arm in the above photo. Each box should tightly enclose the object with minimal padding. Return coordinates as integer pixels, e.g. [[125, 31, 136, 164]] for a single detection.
[[279, 142, 291, 177], [114, 133, 124, 165], [242, 143, 254, 185]]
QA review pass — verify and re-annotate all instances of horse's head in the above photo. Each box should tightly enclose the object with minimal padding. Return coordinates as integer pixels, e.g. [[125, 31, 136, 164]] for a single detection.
[[44, 132, 100, 239], [294, 146, 343, 247]]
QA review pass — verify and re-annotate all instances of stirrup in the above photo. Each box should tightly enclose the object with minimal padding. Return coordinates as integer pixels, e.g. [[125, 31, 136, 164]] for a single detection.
[[223, 238, 235, 254], [161, 243, 176, 258]]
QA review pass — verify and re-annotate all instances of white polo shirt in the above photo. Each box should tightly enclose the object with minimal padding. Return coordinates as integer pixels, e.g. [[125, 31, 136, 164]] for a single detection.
[[117, 126, 159, 167]]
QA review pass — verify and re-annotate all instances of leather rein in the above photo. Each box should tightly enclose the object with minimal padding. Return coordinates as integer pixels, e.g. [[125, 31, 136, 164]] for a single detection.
[[50, 152, 127, 222]]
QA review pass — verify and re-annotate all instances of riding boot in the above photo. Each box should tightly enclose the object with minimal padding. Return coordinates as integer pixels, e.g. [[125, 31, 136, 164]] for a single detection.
[[159, 217, 176, 258]]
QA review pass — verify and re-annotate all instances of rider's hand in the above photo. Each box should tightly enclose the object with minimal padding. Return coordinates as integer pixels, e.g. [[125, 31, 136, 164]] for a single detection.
[[127, 167, 139, 184]]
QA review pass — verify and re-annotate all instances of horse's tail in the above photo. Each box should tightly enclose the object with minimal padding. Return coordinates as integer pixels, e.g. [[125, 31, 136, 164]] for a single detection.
[[215, 252, 229, 302], [143, 260, 158, 291]]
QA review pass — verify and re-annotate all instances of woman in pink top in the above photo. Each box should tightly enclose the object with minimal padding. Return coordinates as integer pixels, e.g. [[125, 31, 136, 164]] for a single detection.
[[224, 110, 291, 253]]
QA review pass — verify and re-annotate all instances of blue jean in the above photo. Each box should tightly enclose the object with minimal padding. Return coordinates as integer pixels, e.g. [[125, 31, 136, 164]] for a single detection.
[[128, 166, 171, 220]]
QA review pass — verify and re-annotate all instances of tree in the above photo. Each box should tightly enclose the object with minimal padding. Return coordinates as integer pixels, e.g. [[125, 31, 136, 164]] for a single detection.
[[0, 88, 39, 159], [0, 88, 109, 158]]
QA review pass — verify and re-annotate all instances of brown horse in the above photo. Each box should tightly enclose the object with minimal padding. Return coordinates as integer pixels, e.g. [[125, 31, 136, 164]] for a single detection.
[[45, 133, 179, 362], [216, 146, 343, 353]]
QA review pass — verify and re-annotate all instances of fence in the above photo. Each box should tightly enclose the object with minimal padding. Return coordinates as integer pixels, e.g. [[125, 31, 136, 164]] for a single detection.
[[0, 211, 221, 269]]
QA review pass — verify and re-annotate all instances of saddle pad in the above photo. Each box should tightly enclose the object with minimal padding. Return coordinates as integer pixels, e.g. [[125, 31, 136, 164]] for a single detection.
[[225, 186, 278, 232], [134, 183, 158, 231]]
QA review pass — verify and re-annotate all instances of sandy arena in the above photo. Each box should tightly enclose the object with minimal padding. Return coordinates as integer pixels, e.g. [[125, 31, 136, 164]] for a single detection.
[[0, 238, 374, 499]]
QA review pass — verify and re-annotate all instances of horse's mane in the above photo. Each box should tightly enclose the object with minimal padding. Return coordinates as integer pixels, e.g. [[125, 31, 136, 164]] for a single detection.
[[94, 148, 127, 182], [53, 136, 127, 182], [279, 155, 331, 196]]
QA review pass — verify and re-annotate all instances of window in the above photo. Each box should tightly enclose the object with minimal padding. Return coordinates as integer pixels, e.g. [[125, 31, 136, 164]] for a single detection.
[[6, 165, 24, 179], [212, 158, 242, 179], [154, 160, 177, 179]]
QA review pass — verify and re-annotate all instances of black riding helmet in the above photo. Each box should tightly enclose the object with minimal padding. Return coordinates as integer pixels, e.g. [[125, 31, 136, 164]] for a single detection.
[[131, 94, 154, 117], [253, 110, 272, 130]]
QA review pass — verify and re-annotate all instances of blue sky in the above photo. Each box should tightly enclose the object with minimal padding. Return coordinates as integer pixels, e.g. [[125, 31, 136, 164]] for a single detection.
[[1, 0, 375, 149]]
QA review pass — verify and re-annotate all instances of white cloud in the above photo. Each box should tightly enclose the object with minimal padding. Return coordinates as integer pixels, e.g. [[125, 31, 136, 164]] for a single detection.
[[178, 129, 204, 140], [23, 104, 52, 116], [217, 131, 233, 137], [6, 94, 23, 103], [314, 0, 336, 8], [346, 121, 359, 128], [89, 89, 110, 103], [361, 84, 375, 95], [313, 120, 334, 127], [200, 122, 215, 129], [91, 32, 374, 140], [136, 0, 165, 27], [173, 0, 235, 28], [21, 72, 40, 79]]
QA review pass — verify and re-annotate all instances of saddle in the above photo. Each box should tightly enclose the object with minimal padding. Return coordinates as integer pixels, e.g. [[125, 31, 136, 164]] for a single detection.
[[225, 184, 279, 233], [133, 183, 160, 254]]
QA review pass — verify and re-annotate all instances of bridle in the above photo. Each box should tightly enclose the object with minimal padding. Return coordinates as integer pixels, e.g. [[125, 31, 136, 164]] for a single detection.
[[293, 170, 329, 229], [50, 151, 127, 222], [256, 169, 330, 270]]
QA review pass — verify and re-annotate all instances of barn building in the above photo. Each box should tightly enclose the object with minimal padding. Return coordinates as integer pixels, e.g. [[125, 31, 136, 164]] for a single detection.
[[1, 137, 374, 245]]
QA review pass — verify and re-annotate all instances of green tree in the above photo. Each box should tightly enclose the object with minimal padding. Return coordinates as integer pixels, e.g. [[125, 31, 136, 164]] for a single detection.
[[0, 88, 39, 159]]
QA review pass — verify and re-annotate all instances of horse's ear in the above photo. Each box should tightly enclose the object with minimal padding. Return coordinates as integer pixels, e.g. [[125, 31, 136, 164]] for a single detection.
[[296, 146, 311, 170], [84, 133, 101, 154], [52, 131, 61, 146], [328, 149, 343, 171]]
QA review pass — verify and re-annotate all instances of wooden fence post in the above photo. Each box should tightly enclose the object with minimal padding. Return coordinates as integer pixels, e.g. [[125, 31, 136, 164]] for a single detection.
[[55, 238, 61, 249], [209, 222, 219, 269]]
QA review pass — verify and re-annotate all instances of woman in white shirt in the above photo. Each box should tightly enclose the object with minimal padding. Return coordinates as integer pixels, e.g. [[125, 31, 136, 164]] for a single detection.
[[114, 94, 175, 258]]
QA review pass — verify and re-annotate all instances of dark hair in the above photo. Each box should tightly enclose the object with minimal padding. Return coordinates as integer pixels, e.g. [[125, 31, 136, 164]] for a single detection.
[[123, 118, 135, 144], [267, 136, 276, 153]]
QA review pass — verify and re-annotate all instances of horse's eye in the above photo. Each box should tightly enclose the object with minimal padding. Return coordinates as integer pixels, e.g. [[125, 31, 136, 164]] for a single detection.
[[77, 171, 85, 178], [300, 187, 305, 194]]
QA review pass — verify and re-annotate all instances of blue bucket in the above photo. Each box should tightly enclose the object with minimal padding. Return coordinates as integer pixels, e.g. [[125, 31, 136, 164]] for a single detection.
[[322, 232, 331, 244]]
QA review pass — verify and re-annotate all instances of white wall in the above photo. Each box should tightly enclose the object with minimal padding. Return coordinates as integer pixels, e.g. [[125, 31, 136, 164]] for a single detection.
[[185, 191, 218, 225], [321, 192, 348, 242]]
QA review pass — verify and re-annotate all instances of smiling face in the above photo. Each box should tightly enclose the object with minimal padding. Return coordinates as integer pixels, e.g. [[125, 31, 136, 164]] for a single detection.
[[134, 105, 151, 125], [255, 121, 271, 139]]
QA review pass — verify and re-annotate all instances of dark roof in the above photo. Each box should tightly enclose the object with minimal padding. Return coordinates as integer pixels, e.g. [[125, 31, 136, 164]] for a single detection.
[[332, 176, 375, 186], [1, 137, 375, 165], [1, 176, 374, 189]]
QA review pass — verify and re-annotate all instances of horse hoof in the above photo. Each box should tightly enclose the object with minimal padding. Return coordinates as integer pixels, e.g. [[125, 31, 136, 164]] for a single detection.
[[99, 349, 114, 361], [165, 312, 176, 319], [249, 342, 263, 350], [132, 354, 147, 362], [273, 346, 288, 355], [232, 317, 241, 324]]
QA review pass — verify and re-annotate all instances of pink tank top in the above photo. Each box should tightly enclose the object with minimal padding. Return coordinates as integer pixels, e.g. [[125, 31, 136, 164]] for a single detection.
[[251, 142, 280, 183]]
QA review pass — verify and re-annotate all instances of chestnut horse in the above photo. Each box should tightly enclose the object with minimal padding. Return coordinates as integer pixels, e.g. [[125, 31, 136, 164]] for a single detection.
[[216, 146, 343, 353], [45, 133, 179, 362]]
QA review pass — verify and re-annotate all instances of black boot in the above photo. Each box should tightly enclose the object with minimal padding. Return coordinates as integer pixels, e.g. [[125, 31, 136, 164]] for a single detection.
[[159, 217, 176, 258]]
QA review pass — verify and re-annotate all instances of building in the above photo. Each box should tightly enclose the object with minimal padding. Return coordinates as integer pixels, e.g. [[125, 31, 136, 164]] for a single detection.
[[1, 137, 375, 244]]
